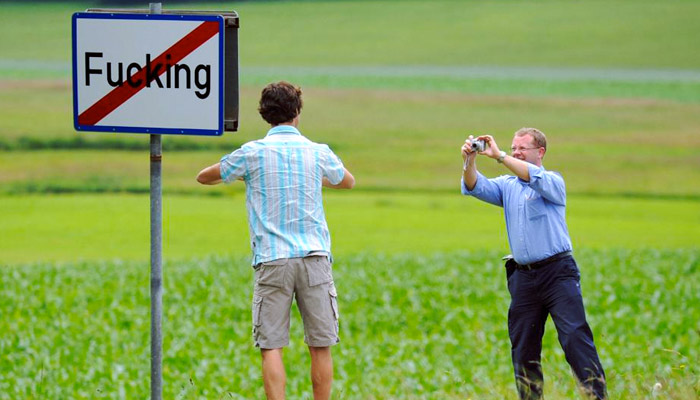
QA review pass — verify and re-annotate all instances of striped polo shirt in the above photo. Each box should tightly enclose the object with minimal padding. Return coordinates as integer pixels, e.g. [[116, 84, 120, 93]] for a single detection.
[[220, 125, 346, 265]]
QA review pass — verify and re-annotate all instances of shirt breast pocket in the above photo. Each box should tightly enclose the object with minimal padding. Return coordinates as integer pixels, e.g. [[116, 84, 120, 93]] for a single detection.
[[526, 195, 547, 220]]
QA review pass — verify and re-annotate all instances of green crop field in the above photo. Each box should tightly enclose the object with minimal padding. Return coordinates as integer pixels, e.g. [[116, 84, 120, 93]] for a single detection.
[[1, 251, 699, 399], [1, 0, 699, 399]]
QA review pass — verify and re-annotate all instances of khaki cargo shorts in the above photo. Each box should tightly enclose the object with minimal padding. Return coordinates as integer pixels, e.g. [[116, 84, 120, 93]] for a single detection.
[[252, 255, 340, 349]]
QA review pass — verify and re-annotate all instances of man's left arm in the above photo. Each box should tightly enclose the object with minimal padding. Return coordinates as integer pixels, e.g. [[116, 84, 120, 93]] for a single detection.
[[474, 134, 531, 181], [320, 145, 355, 189], [499, 156, 565, 205], [499, 154, 531, 182], [323, 168, 355, 189], [475, 135, 565, 205], [525, 165, 566, 205]]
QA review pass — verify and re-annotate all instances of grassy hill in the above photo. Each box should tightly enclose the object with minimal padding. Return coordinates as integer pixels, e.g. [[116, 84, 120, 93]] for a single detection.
[[2, 0, 700, 198]]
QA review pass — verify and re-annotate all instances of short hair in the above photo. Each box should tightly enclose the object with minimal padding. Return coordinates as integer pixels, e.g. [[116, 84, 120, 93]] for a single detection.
[[514, 127, 547, 151], [258, 81, 303, 125]]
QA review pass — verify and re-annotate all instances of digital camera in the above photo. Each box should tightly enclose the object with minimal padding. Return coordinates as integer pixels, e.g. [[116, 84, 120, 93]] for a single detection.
[[470, 138, 488, 152]]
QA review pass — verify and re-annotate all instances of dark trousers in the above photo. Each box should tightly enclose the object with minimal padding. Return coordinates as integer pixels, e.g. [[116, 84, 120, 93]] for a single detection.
[[506, 255, 607, 399]]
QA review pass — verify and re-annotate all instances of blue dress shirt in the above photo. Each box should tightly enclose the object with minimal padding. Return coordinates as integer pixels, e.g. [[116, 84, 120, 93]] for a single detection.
[[461, 164, 573, 265]]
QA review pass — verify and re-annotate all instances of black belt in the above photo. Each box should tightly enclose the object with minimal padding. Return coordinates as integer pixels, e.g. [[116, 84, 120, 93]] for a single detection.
[[516, 251, 572, 271]]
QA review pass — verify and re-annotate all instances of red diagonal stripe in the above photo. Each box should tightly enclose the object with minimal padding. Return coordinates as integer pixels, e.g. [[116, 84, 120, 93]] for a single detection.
[[78, 20, 219, 126]]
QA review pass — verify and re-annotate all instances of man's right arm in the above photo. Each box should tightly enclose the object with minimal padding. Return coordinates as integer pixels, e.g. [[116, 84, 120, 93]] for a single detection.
[[323, 168, 355, 189], [197, 163, 223, 185], [461, 141, 478, 191], [198, 148, 246, 185], [460, 138, 504, 207]]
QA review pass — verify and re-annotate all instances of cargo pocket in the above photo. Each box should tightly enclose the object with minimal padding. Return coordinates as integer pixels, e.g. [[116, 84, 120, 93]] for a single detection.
[[306, 256, 333, 287], [256, 259, 288, 288], [252, 295, 264, 346], [329, 286, 339, 321], [252, 295, 263, 328]]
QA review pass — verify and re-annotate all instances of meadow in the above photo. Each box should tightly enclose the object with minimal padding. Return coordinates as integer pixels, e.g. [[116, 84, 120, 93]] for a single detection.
[[1, 0, 699, 398]]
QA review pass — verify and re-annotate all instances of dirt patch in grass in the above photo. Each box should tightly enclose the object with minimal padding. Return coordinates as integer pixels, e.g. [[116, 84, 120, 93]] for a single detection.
[[0, 78, 69, 91]]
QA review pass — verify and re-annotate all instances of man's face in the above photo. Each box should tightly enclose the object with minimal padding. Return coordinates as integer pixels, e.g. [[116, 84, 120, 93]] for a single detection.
[[510, 134, 544, 166]]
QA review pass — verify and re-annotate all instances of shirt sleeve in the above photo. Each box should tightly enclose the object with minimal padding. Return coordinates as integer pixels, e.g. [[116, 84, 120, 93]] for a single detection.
[[461, 172, 506, 207], [320, 145, 345, 185], [220, 148, 247, 183], [527, 164, 566, 206]]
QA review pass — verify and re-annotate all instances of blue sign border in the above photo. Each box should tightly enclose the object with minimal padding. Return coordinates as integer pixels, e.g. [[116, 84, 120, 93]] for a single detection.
[[72, 12, 225, 136]]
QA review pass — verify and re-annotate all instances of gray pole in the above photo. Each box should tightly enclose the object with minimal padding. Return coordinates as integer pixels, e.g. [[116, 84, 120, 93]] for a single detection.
[[149, 4, 163, 400]]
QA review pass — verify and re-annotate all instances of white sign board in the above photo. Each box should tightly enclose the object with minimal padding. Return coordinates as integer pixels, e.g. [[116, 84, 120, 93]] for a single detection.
[[72, 13, 224, 136]]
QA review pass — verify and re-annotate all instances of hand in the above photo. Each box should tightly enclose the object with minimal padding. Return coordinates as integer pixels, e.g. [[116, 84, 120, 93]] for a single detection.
[[461, 135, 477, 161], [475, 135, 501, 159]]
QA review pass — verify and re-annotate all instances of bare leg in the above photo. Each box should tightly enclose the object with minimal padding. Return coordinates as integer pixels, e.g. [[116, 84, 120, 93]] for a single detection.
[[308, 346, 333, 400], [261, 348, 286, 400]]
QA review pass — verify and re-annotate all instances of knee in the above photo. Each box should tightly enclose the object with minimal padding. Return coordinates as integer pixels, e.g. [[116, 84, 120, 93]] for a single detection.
[[559, 322, 596, 360], [560, 323, 595, 352], [309, 346, 331, 358]]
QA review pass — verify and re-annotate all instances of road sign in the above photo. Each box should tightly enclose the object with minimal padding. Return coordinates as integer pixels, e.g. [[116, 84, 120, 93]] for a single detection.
[[72, 13, 225, 135]]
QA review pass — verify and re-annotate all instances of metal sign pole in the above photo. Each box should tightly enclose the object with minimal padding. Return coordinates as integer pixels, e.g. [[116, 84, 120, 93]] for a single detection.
[[149, 4, 163, 400], [73, 6, 237, 396]]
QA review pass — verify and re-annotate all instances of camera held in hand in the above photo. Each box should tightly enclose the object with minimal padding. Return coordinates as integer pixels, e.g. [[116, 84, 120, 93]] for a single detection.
[[470, 138, 488, 152]]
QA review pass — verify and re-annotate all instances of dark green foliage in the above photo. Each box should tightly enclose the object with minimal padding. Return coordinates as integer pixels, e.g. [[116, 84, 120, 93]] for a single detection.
[[1, 250, 698, 399]]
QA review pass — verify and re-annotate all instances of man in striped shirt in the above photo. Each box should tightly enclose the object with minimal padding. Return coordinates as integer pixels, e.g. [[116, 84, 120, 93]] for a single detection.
[[197, 81, 354, 400]]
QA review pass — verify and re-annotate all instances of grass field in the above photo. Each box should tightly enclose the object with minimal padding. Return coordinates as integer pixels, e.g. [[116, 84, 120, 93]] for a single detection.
[[1, 0, 700, 398], [1, 192, 699, 265], [2, 86, 700, 198], [3, 1, 700, 66]]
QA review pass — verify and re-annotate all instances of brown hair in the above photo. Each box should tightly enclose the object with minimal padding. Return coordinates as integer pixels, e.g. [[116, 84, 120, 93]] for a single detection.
[[514, 127, 547, 150], [258, 81, 303, 125]]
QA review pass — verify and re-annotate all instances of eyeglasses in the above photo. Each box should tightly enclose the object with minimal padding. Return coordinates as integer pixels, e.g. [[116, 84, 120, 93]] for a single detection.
[[510, 146, 541, 153]]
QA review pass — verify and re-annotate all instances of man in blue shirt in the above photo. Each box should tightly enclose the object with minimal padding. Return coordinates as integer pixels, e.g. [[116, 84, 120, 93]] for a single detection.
[[461, 128, 607, 400], [197, 81, 354, 400]]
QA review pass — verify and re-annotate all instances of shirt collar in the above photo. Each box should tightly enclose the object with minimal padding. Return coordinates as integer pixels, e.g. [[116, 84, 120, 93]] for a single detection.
[[266, 125, 301, 137]]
